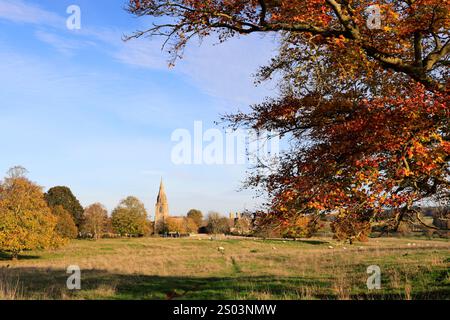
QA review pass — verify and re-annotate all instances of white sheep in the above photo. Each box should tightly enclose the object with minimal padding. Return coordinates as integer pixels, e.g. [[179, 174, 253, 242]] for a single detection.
[[217, 247, 225, 254]]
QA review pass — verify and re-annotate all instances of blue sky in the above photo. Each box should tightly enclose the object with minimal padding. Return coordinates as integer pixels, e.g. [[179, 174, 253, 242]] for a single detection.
[[0, 0, 279, 218]]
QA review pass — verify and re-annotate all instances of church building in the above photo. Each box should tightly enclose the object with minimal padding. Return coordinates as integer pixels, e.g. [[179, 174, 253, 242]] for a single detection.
[[154, 178, 169, 233]]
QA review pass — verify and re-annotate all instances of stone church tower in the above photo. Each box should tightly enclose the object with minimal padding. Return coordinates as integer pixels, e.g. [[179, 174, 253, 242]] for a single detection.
[[154, 178, 169, 233]]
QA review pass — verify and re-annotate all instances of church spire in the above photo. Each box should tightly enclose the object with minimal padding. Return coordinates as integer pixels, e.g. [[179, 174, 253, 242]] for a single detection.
[[157, 178, 167, 203], [159, 177, 164, 192], [155, 178, 169, 234]]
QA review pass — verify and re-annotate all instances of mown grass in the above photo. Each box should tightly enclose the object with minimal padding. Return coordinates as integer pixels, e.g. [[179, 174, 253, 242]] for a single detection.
[[0, 236, 448, 300]]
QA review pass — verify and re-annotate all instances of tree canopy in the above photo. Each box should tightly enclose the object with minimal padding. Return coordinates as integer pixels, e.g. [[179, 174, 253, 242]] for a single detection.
[[128, 0, 449, 93], [82, 203, 110, 239], [187, 209, 203, 227], [128, 0, 449, 241], [0, 170, 65, 259], [206, 212, 231, 234], [51, 205, 78, 239], [45, 186, 84, 229], [111, 196, 149, 236]]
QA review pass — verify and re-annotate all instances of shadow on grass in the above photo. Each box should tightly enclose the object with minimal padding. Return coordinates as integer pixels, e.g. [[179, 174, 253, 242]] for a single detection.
[[2, 266, 449, 300], [261, 239, 330, 245], [0, 252, 41, 261], [3, 266, 332, 300], [295, 240, 329, 245]]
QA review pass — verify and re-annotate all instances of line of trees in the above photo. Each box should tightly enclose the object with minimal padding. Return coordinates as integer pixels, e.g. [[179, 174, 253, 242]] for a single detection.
[[0, 167, 156, 259], [162, 210, 254, 236], [0, 166, 253, 259], [43, 187, 154, 239]]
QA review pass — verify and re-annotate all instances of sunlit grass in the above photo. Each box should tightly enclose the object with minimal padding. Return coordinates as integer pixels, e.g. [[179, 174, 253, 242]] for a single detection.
[[0, 236, 448, 300]]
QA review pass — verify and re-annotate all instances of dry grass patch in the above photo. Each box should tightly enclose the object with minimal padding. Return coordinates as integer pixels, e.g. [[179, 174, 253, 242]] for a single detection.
[[0, 237, 448, 300]]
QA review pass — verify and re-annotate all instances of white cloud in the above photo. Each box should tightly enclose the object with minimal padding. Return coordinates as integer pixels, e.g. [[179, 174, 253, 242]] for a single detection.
[[113, 33, 280, 108], [0, 0, 279, 107], [113, 37, 169, 70], [34, 30, 96, 55], [179, 34, 279, 106], [0, 0, 63, 27]]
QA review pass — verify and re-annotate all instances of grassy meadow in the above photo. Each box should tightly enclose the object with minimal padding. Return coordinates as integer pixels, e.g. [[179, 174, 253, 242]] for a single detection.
[[0, 236, 449, 300]]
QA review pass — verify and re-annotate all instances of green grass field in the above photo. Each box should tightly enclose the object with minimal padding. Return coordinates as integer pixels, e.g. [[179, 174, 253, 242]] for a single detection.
[[0, 236, 449, 300]]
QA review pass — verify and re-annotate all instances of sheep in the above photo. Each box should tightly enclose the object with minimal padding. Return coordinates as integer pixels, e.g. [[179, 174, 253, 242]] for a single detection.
[[217, 247, 225, 254]]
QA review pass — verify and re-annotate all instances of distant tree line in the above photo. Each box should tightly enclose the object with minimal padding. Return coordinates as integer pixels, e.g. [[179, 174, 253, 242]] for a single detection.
[[0, 166, 256, 260]]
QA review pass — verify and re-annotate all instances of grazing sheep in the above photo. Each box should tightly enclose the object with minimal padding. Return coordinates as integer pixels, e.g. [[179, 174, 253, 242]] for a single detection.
[[217, 247, 225, 254]]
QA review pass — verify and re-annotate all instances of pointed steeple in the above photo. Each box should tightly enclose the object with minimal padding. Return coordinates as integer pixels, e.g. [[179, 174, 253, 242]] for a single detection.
[[157, 177, 167, 203], [155, 178, 169, 234]]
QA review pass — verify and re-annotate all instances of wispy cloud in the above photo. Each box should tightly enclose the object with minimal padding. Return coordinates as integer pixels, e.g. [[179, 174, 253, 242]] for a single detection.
[[179, 34, 279, 106], [113, 37, 168, 70], [0, 0, 278, 106], [34, 30, 97, 55], [0, 0, 63, 27], [0, 1, 270, 215]]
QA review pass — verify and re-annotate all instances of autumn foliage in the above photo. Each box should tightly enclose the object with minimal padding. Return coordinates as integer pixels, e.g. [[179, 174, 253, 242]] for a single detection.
[[111, 196, 150, 236], [0, 172, 66, 259], [45, 186, 84, 229], [128, 0, 449, 92], [81, 203, 111, 239], [51, 205, 78, 239], [129, 0, 449, 241]]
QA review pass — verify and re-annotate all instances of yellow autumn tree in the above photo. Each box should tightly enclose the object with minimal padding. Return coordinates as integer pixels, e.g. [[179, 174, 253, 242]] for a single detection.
[[184, 217, 199, 234], [0, 169, 65, 260], [51, 205, 78, 239], [166, 217, 186, 234]]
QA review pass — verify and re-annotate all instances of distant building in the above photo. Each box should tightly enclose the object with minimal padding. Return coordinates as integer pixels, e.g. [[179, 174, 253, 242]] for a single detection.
[[229, 212, 251, 235], [154, 178, 169, 234], [229, 212, 241, 224]]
